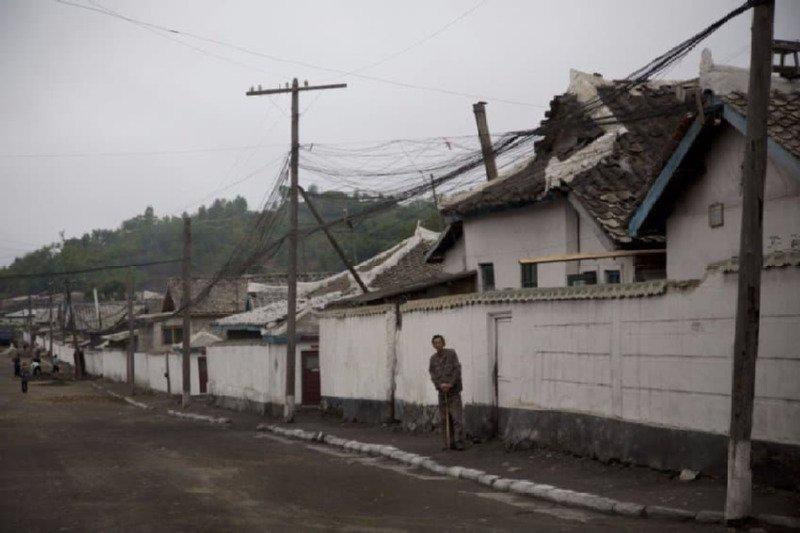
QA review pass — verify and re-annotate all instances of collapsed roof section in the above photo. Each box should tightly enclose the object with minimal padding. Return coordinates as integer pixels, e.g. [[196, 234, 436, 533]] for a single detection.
[[441, 69, 699, 247]]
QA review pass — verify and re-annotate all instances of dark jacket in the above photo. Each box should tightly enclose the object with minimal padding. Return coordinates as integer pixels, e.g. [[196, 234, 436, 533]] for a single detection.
[[429, 348, 462, 394]]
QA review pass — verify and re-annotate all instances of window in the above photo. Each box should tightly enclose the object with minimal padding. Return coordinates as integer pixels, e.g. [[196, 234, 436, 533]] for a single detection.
[[604, 270, 621, 284], [479, 263, 495, 291], [567, 271, 597, 287], [521, 263, 538, 288], [162, 326, 183, 345], [708, 202, 724, 228]]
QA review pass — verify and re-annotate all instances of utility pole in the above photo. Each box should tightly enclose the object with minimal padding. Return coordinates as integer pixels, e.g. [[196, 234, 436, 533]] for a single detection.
[[26, 292, 33, 351], [725, 0, 774, 522], [472, 101, 498, 181], [298, 186, 369, 294], [64, 280, 81, 379], [246, 79, 346, 422], [48, 282, 54, 356], [127, 268, 135, 396], [181, 214, 192, 408], [93, 287, 102, 331], [429, 173, 440, 209]]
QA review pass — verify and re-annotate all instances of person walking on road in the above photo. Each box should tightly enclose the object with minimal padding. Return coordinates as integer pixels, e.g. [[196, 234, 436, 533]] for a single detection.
[[428, 334, 465, 451], [20, 363, 30, 393], [52, 352, 60, 374], [12, 350, 21, 377]]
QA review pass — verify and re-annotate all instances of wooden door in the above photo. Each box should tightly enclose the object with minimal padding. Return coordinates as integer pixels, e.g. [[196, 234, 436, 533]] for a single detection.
[[301, 350, 320, 405], [198, 356, 208, 394]]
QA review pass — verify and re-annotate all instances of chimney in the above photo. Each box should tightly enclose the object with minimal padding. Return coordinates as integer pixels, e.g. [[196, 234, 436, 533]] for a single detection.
[[472, 101, 498, 181]]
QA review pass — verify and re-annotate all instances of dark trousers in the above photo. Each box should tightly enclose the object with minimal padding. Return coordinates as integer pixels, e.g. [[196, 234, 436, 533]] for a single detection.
[[13, 363, 20, 377], [438, 391, 465, 446], [21, 380, 28, 393]]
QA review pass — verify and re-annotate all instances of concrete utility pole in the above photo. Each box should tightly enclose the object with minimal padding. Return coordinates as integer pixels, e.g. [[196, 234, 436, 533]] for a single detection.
[[93, 287, 102, 331], [246, 79, 346, 422], [725, 0, 774, 522], [298, 186, 368, 294], [472, 101, 498, 181], [64, 280, 82, 379], [181, 215, 192, 408], [127, 269, 135, 395]]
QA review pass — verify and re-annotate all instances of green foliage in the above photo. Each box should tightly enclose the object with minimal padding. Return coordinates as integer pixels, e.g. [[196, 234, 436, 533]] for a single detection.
[[0, 192, 443, 298]]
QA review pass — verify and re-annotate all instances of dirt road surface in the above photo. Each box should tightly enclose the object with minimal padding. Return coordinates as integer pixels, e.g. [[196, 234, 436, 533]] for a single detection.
[[0, 360, 721, 532]]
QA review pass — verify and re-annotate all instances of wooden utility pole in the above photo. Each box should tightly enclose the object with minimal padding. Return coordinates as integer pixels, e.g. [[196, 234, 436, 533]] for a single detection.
[[127, 268, 135, 395], [298, 186, 368, 294], [26, 292, 33, 351], [725, 0, 774, 522], [429, 173, 440, 209], [47, 282, 53, 356], [472, 101, 498, 181], [181, 214, 192, 407], [246, 79, 346, 422]]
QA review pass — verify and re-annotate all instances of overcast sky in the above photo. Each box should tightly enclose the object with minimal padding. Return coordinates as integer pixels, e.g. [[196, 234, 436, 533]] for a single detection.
[[1, 0, 798, 266]]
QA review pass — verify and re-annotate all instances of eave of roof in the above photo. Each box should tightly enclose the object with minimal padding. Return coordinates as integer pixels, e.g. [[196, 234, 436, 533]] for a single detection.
[[332, 270, 477, 306], [628, 98, 800, 237]]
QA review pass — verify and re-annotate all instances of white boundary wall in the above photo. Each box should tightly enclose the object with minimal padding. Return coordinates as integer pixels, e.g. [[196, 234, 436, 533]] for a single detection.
[[205, 340, 313, 407], [320, 306, 397, 404], [320, 266, 800, 447], [47, 342, 202, 395]]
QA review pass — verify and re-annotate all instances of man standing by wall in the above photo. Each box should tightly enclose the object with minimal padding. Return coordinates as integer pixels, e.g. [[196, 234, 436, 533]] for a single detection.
[[429, 334, 465, 451]]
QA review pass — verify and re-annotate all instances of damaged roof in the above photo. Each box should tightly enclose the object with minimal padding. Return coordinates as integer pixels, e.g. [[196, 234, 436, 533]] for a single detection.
[[162, 278, 248, 317], [441, 70, 699, 246], [216, 225, 445, 329]]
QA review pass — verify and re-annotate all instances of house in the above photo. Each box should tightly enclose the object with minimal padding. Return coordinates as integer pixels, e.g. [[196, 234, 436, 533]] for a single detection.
[[630, 49, 800, 279], [317, 53, 800, 486], [427, 70, 702, 290], [136, 278, 247, 353]]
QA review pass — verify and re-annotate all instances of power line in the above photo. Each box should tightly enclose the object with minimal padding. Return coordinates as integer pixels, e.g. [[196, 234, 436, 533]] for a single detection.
[[0, 258, 182, 281], [53, 0, 545, 109]]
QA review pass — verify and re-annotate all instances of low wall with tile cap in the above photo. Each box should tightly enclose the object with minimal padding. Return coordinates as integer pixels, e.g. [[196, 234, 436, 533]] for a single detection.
[[320, 266, 800, 482], [319, 306, 396, 422], [205, 340, 313, 413]]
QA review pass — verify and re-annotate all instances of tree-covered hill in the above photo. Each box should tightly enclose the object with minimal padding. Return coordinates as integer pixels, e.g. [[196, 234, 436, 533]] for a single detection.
[[0, 190, 444, 299]]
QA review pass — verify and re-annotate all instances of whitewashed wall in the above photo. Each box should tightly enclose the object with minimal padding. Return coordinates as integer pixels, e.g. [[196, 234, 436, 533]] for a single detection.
[[206, 341, 312, 407], [46, 342, 202, 395], [320, 266, 800, 447], [320, 308, 396, 403], [667, 125, 800, 280]]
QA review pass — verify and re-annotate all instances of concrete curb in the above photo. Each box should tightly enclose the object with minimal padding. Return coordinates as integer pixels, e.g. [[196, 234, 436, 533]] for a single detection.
[[256, 424, 800, 528], [124, 397, 153, 410], [167, 410, 231, 425], [91, 383, 152, 410]]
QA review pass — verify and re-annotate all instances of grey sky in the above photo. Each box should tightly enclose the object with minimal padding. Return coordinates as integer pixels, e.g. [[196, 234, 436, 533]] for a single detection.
[[0, 0, 798, 266]]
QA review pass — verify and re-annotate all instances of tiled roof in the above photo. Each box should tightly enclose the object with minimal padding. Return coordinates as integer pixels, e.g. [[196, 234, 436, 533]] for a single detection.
[[723, 90, 800, 160], [69, 302, 144, 332], [216, 226, 443, 328], [163, 278, 247, 317], [710, 250, 800, 273], [247, 284, 288, 309], [441, 71, 698, 246], [400, 279, 671, 313]]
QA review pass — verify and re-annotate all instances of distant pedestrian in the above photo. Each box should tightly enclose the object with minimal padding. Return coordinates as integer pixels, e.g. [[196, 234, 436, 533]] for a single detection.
[[428, 334, 465, 451], [20, 364, 29, 393], [52, 353, 60, 374], [32, 352, 42, 376], [12, 353, 21, 377]]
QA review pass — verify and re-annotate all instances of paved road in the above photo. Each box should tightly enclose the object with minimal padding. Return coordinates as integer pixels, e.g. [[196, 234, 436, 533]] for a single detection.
[[0, 359, 717, 532]]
